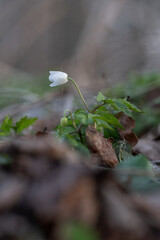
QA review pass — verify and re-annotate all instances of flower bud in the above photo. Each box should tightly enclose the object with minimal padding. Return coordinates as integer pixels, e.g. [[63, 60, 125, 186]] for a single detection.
[[49, 71, 68, 87], [60, 117, 68, 127]]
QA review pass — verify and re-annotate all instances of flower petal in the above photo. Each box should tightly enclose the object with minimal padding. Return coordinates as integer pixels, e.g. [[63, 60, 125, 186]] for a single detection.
[[49, 82, 58, 87], [49, 75, 54, 82], [49, 71, 68, 77]]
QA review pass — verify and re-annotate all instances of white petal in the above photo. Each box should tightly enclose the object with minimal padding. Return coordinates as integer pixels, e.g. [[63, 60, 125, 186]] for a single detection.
[[49, 82, 58, 87], [49, 71, 67, 76], [49, 71, 57, 74], [49, 71, 61, 75], [49, 71, 67, 78], [49, 75, 54, 82], [56, 77, 68, 85], [49, 80, 67, 87]]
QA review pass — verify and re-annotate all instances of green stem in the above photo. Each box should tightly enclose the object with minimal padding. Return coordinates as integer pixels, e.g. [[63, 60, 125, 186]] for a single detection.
[[68, 77, 90, 112], [67, 110, 77, 129]]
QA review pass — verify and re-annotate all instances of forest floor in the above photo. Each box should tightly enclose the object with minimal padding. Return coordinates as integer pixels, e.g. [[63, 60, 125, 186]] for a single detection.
[[0, 74, 160, 240]]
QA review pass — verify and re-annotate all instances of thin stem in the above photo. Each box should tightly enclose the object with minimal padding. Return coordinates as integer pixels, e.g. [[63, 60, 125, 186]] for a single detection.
[[67, 110, 77, 129], [68, 77, 90, 112]]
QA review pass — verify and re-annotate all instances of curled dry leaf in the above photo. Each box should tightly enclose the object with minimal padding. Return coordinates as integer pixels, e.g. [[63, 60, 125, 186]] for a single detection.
[[117, 112, 138, 146], [86, 125, 118, 168]]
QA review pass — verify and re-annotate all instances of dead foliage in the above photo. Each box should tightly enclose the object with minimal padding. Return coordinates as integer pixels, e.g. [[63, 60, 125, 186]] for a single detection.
[[0, 135, 160, 239], [117, 112, 138, 146], [86, 125, 119, 167]]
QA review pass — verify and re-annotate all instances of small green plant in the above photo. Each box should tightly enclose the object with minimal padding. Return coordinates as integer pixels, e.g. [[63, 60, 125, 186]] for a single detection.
[[0, 115, 37, 136], [55, 90, 141, 154], [48, 72, 142, 155]]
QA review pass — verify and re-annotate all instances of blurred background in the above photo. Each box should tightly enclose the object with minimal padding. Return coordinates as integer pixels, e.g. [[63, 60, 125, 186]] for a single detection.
[[0, 0, 160, 121]]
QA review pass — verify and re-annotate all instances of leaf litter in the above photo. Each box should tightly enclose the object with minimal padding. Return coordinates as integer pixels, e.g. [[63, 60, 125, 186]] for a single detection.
[[0, 131, 159, 240]]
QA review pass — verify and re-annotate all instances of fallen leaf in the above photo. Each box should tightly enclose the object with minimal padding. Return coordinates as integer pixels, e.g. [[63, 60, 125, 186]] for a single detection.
[[117, 112, 138, 146], [86, 125, 118, 167]]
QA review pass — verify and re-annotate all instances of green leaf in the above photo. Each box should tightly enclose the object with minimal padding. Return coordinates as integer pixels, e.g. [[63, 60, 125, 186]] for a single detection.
[[74, 109, 86, 114], [104, 128, 120, 139], [13, 116, 37, 134], [94, 106, 108, 112], [64, 134, 79, 146], [96, 92, 106, 102], [94, 111, 123, 128], [86, 113, 94, 125], [0, 116, 13, 134], [75, 112, 87, 120], [120, 99, 142, 112], [92, 115, 113, 130], [117, 154, 152, 170], [116, 155, 160, 192], [106, 98, 132, 116], [75, 142, 90, 155], [60, 126, 75, 136]]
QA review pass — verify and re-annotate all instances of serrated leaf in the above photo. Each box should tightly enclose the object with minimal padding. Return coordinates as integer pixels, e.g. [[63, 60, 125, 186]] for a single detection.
[[117, 154, 152, 170], [74, 112, 88, 125], [94, 111, 123, 128], [96, 92, 106, 102], [13, 116, 37, 134], [87, 113, 94, 125], [104, 128, 120, 139], [117, 155, 159, 192], [107, 99, 132, 116], [0, 115, 13, 134], [64, 134, 79, 146], [120, 99, 142, 112], [60, 126, 75, 136], [94, 106, 107, 112], [92, 115, 113, 130], [74, 109, 86, 114], [75, 112, 87, 120], [75, 142, 90, 155]]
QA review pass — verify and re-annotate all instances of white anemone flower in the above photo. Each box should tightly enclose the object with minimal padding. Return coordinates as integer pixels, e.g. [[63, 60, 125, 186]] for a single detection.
[[49, 71, 68, 87], [49, 70, 90, 112]]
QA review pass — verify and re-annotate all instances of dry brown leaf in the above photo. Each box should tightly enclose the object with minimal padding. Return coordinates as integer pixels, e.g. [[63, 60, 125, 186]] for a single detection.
[[86, 125, 118, 167], [117, 112, 138, 146]]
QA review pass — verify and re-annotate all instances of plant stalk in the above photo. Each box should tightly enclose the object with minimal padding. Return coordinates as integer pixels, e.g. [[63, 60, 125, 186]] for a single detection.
[[68, 77, 90, 112]]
